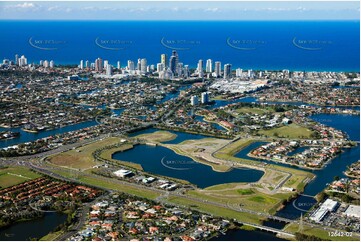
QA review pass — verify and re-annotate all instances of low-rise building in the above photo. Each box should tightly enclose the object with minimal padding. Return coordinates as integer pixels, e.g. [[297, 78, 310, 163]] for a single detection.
[[113, 169, 134, 178], [344, 205, 360, 219]]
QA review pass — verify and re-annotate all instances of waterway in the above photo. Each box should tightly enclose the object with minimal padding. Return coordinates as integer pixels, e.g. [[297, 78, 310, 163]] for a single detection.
[[112, 144, 264, 188], [0, 213, 67, 241], [233, 113, 360, 220], [0, 120, 98, 149], [0, 87, 359, 238], [239, 97, 360, 111], [213, 228, 286, 241], [194, 115, 226, 131], [126, 110, 359, 221], [128, 127, 212, 144]]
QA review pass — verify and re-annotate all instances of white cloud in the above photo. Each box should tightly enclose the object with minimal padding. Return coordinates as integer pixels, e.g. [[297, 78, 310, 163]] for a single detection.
[[47, 6, 60, 12], [297, 7, 307, 11], [81, 6, 96, 11], [204, 8, 219, 13], [128, 7, 147, 13], [15, 2, 36, 9], [4, 2, 38, 10]]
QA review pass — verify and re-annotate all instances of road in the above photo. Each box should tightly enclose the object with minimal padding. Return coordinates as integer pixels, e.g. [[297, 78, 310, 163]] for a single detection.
[[0, 86, 358, 239], [1, 135, 355, 240]]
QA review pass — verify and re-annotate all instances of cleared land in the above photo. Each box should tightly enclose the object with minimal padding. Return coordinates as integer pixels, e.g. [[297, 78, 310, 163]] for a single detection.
[[258, 123, 314, 139], [188, 186, 291, 215], [48, 137, 140, 170], [165, 138, 231, 172], [50, 169, 160, 200], [48, 137, 122, 170], [214, 138, 314, 192], [235, 107, 271, 115], [45, 131, 313, 227], [136, 131, 177, 143], [0, 166, 42, 189], [284, 223, 360, 241], [212, 95, 228, 101], [166, 195, 266, 224]]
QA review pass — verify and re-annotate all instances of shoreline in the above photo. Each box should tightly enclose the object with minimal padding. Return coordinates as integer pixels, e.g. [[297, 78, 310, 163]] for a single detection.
[[255, 97, 360, 108], [16, 119, 98, 134], [196, 112, 231, 131], [247, 148, 346, 171], [162, 142, 267, 175]]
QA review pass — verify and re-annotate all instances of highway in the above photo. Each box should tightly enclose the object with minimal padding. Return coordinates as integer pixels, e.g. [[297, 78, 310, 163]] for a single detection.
[[1, 141, 358, 240], [0, 91, 357, 240]]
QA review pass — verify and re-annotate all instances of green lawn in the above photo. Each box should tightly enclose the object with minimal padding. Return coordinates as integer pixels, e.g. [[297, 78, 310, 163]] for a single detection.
[[235, 107, 270, 115], [212, 95, 228, 101], [0, 167, 42, 189], [258, 123, 314, 139], [166, 196, 266, 224], [48, 137, 123, 169], [205, 183, 240, 191], [187, 189, 286, 214], [78, 176, 160, 200], [285, 223, 360, 241], [237, 188, 255, 195], [50, 168, 161, 200], [40, 231, 63, 241]]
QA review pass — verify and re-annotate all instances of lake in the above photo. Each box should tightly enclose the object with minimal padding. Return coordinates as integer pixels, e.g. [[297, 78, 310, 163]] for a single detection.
[[0, 213, 67, 241], [112, 144, 264, 188]]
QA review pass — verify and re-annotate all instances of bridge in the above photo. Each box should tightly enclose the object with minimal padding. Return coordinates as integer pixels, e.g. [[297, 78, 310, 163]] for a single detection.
[[298, 193, 315, 199], [241, 222, 295, 238]]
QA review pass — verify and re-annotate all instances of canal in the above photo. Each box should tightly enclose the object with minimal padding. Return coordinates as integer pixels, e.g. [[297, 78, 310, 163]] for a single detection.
[[0, 120, 98, 149], [0, 89, 359, 239], [234, 113, 360, 220], [213, 228, 286, 241]]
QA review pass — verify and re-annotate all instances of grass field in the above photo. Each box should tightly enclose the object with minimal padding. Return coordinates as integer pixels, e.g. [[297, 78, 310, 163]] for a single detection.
[[49, 137, 123, 170], [284, 223, 360, 241], [237, 188, 255, 195], [0, 167, 42, 189], [212, 95, 228, 101], [258, 123, 314, 139], [40, 231, 63, 241], [50, 169, 160, 200], [187, 188, 289, 215], [166, 195, 266, 224], [235, 107, 271, 115], [79, 176, 160, 200], [135, 131, 177, 143]]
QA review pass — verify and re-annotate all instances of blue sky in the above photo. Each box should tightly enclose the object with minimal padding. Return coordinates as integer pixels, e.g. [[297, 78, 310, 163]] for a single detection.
[[0, 1, 359, 20]]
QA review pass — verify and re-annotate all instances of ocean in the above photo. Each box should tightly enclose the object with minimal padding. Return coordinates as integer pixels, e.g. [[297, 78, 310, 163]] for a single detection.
[[0, 20, 359, 72]]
